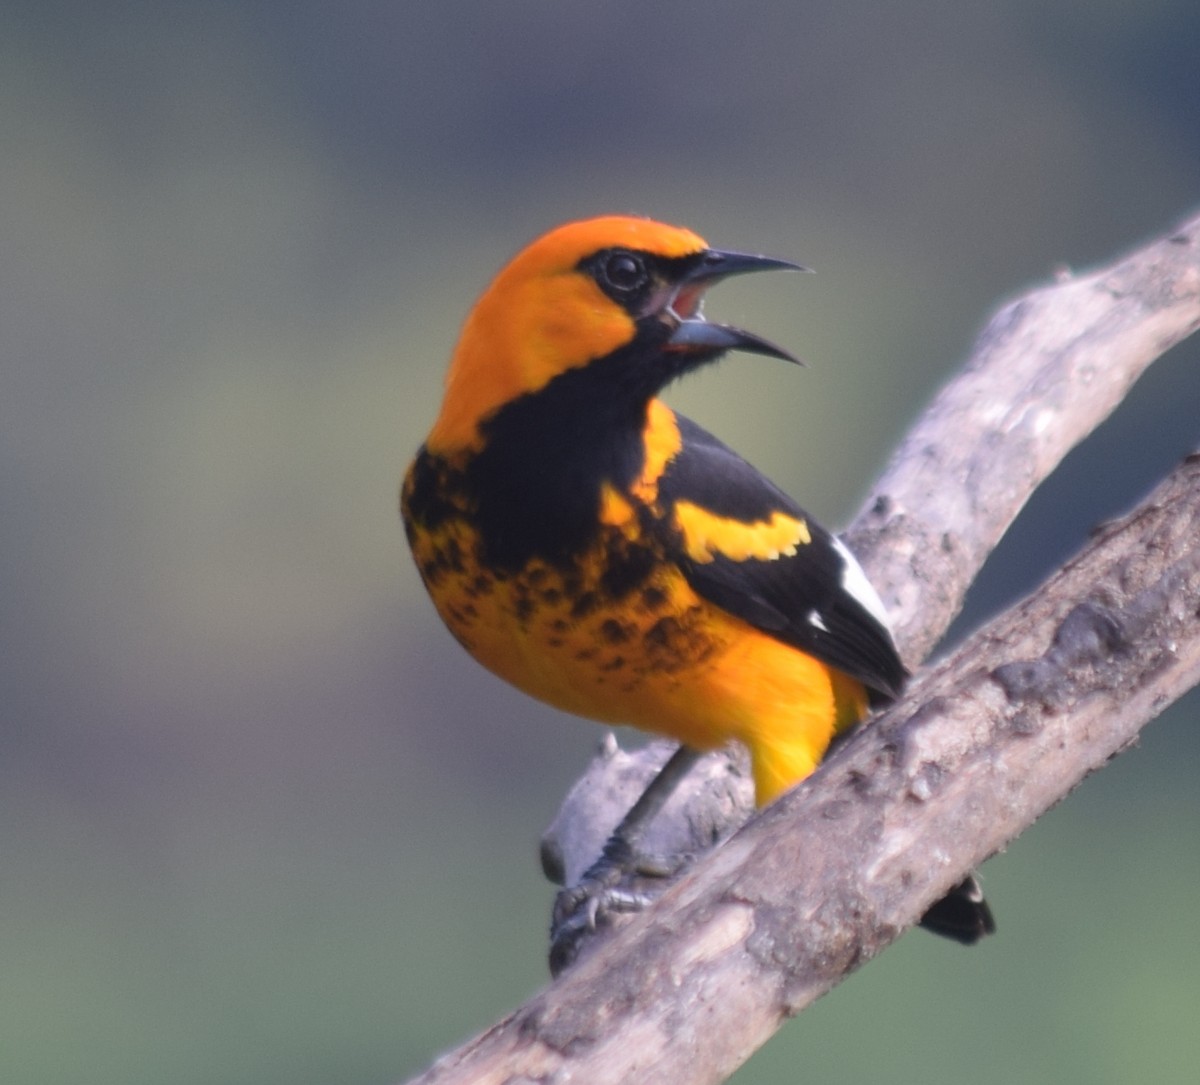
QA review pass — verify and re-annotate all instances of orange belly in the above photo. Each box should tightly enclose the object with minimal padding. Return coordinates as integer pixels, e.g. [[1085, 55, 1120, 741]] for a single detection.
[[412, 517, 867, 805]]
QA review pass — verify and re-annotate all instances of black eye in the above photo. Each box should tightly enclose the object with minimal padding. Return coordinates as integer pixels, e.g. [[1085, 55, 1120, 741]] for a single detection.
[[602, 252, 648, 292]]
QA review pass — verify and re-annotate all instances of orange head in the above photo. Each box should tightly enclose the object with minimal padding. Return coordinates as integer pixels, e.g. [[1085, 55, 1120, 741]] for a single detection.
[[425, 215, 803, 453]]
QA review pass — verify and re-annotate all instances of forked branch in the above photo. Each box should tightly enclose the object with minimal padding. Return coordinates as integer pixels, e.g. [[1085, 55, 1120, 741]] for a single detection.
[[402, 211, 1200, 1085]]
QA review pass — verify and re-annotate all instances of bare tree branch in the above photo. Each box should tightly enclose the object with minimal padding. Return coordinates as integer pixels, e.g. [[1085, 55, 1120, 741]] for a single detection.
[[400, 211, 1200, 1085], [846, 214, 1200, 661]]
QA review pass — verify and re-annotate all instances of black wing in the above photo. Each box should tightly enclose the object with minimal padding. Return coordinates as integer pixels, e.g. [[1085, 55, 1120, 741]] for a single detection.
[[654, 414, 906, 700]]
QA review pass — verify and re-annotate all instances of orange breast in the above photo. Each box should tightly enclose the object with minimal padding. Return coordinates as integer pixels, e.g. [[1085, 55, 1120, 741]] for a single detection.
[[407, 510, 867, 805]]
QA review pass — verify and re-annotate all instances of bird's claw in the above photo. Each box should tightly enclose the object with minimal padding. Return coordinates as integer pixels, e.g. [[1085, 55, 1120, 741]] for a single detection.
[[548, 841, 691, 975]]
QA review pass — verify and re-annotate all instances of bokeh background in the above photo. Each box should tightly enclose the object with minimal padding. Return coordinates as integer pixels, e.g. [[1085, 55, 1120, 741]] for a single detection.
[[3, 3, 1198, 1083]]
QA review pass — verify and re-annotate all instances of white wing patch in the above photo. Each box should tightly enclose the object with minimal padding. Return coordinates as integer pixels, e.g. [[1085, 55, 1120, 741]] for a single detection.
[[807, 608, 829, 633], [832, 537, 893, 632]]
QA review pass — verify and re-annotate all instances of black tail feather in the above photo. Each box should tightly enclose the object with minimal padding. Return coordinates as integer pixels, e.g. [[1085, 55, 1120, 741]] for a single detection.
[[919, 874, 996, 945]]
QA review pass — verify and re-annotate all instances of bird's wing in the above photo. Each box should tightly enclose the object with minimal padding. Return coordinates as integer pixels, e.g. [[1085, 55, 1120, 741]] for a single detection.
[[653, 414, 906, 699]]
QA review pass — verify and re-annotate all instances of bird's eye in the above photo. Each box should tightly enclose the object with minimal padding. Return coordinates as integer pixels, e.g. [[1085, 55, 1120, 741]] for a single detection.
[[602, 252, 648, 292]]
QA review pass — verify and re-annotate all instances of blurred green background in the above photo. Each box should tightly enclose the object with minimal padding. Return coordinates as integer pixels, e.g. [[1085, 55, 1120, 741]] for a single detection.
[[3, 3, 1198, 1083]]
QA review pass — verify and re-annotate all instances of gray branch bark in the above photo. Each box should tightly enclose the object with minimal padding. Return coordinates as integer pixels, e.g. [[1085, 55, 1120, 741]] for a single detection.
[[846, 215, 1200, 662], [401, 211, 1200, 1085]]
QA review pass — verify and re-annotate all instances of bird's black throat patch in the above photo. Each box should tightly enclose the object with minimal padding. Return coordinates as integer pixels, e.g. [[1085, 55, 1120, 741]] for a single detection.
[[465, 344, 663, 572]]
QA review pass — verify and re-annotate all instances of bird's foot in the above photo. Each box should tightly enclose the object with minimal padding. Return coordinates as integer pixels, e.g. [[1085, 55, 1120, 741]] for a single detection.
[[548, 835, 690, 975]]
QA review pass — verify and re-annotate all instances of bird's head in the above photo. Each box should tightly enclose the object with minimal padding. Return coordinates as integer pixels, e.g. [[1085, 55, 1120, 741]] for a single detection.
[[427, 215, 803, 452]]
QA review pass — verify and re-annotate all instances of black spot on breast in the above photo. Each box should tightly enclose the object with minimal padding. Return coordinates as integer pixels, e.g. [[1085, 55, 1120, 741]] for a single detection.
[[404, 448, 466, 531], [514, 593, 535, 623], [419, 538, 467, 586], [465, 574, 493, 598], [600, 541, 657, 599], [644, 616, 683, 650], [599, 619, 631, 644], [642, 609, 714, 673], [640, 586, 668, 612], [571, 592, 599, 620]]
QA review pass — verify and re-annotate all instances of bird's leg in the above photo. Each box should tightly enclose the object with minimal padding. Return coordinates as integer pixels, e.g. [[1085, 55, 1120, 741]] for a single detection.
[[594, 743, 703, 871], [550, 744, 703, 973]]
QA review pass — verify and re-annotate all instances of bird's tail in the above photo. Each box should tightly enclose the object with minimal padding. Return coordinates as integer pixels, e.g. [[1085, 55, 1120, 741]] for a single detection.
[[919, 874, 996, 944]]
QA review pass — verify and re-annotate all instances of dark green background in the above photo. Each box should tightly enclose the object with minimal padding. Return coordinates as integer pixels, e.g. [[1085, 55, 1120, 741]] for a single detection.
[[2, 3, 1197, 1083]]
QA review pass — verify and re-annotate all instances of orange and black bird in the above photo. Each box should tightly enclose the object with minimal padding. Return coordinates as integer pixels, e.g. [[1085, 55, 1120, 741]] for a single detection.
[[401, 215, 992, 945]]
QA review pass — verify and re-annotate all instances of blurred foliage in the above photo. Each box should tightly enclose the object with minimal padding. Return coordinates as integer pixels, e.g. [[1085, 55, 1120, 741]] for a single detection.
[[1, 3, 1197, 1084]]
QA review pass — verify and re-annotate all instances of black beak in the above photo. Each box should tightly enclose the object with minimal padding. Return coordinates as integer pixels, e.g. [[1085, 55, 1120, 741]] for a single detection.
[[665, 247, 807, 364], [680, 248, 808, 284]]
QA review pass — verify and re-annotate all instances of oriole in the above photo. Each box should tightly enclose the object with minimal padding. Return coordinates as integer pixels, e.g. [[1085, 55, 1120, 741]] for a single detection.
[[402, 215, 992, 944]]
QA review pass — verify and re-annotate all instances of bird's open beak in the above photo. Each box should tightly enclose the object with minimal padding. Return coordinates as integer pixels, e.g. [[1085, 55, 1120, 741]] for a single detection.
[[665, 248, 808, 364]]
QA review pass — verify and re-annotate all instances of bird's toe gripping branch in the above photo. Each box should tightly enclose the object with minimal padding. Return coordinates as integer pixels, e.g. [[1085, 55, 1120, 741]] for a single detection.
[[543, 740, 753, 975], [549, 840, 686, 976]]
